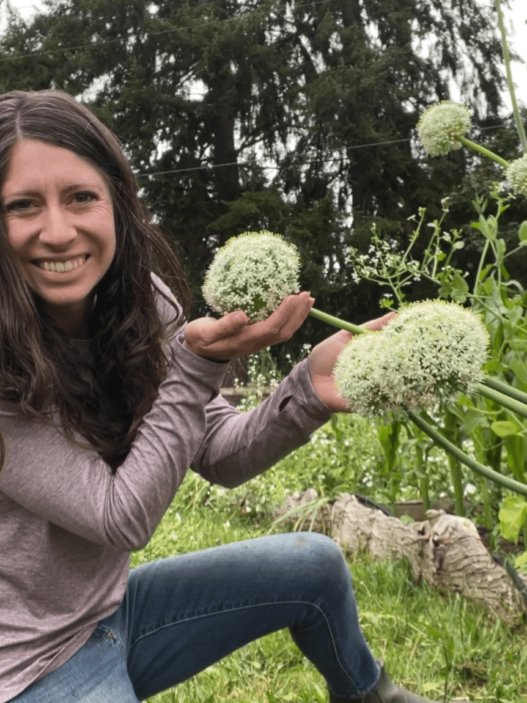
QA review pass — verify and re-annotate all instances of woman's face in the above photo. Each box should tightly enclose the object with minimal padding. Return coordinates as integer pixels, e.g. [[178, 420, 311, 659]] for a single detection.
[[1, 139, 116, 337]]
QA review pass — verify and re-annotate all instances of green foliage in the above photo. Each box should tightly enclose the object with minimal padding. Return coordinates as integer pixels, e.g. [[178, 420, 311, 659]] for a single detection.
[[348, 188, 527, 561], [499, 496, 527, 544]]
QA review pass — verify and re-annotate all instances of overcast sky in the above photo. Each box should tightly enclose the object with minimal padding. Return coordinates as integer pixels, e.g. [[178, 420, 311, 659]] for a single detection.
[[1, 0, 526, 111]]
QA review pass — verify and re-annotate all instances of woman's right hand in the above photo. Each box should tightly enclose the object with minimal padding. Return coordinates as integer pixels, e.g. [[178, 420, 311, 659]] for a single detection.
[[183, 292, 314, 361]]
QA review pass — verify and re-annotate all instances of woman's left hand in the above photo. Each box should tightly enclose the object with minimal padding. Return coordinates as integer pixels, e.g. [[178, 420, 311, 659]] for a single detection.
[[308, 313, 395, 412]]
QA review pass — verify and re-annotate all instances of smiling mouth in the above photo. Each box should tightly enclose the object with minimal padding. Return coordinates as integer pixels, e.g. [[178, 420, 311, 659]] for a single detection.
[[34, 255, 90, 273]]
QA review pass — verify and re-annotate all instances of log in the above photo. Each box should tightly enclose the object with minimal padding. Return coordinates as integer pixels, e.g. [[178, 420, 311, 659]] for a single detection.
[[274, 490, 527, 625]]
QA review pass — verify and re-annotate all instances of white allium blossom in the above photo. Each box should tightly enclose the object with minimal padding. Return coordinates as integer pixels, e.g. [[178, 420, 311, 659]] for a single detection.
[[417, 101, 472, 157], [203, 230, 301, 322], [334, 300, 489, 418], [507, 155, 527, 197], [333, 332, 402, 418]]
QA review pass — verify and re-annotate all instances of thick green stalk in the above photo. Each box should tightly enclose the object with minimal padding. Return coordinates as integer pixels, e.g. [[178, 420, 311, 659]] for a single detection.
[[456, 136, 510, 168], [309, 307, 365, 335], [479, 477, 494, 532], [415, 443, 430, 512], [408, 411, 527, 497], [495, 0, 527, 152], [476, 383, 527, 421], [483, 376, 527, 406], [473, 434, 496, 533], [444, 410, 465, 516]]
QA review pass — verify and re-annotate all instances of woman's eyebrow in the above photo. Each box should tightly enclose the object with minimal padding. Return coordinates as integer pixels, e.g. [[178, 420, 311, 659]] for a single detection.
[[2, 183, 106, 198], [62, 183, 106, 193]]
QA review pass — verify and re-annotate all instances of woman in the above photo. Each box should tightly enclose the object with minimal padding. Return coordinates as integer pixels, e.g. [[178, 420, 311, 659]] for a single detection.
[[0, 90, 459, 703]]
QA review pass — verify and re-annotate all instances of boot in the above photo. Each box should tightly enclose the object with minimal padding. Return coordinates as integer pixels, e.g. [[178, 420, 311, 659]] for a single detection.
[[329, 660, 468, 703]]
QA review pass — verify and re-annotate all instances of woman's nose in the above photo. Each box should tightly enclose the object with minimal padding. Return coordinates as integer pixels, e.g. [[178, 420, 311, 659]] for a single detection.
[[39, 205, 77, 248]]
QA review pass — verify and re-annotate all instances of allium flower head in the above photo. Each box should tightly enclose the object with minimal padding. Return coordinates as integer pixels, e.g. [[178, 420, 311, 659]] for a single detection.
[[507, 155, 527, 197], [417, 101, 472, 157], [203, 230, 301, 322], [334, 300, 489, 418], [333, 332, 401, 418]]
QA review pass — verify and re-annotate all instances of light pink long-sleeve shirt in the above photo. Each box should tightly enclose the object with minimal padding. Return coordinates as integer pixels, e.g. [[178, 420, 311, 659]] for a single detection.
[[0, 275, 332, 702]]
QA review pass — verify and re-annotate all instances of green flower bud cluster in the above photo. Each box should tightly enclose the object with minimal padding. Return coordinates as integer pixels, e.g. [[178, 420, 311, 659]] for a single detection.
[[333, 301, 489, 418], [417, 101, 472, 157], [203, 230, 301, 322]]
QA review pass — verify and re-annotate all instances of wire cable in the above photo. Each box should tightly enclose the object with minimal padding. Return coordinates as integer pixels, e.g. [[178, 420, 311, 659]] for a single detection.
[[133, 125, 508, 179]]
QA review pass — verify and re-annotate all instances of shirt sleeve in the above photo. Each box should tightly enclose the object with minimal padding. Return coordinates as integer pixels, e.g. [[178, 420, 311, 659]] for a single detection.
[[192, 358, 333, 488], [0, 333, 228, 552]]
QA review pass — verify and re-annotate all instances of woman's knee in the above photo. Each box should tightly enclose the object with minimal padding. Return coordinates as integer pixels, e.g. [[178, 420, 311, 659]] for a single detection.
[[285, 532, 350, 582]]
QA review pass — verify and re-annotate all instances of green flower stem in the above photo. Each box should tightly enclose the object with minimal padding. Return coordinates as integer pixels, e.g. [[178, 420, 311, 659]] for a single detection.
[[483, 376, 527, 407], [309, 307, 366, 335], [407, 410, 527, 497], [479, 477, 494, 532], [456, 136, 510, 169], [495, 0, 527, 153], [444, 410, 465, 515], [476, 383, 527, 421], [415, 443, 430, 512]]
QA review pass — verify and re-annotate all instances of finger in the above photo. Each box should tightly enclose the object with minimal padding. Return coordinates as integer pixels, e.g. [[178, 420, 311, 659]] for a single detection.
[[272, 292, 315, 341], [248, 292, 313, 346], [189, 311, 249, 348], [362, 311, 396, 332]]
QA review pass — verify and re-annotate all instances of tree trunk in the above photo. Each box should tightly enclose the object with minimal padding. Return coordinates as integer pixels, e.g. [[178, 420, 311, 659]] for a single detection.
[[274, 490, 527, 625]]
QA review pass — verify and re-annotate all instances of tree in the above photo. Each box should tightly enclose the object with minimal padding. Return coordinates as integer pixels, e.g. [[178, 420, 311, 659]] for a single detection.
[[0, 0, 511, 361]]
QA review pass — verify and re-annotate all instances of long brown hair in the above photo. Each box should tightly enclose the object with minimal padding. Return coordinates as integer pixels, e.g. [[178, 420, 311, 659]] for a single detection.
[[0, 90, 192, 469]]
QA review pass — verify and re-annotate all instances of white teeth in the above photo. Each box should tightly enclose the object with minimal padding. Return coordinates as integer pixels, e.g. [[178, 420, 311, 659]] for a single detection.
[[37, 256, 87, 272]]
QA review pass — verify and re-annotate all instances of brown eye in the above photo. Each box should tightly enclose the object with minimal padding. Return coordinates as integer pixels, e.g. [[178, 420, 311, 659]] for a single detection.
[[73, 192, 96, 204], [6, 199, 34, 213]]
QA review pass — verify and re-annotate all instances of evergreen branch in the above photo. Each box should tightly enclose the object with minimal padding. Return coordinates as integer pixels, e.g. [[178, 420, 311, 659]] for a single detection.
[[456, 136, 510, 168], [408, 410, 527, 497], [495, 0, 527, 153]]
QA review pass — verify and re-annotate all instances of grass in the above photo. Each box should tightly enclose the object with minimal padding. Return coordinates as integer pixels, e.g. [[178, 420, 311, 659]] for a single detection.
[[131, 467, 527, 703]]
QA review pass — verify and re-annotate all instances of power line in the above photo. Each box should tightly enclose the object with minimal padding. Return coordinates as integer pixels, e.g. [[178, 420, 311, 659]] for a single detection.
[[133, 124, 509, 179], [134, 140, 412, 179]]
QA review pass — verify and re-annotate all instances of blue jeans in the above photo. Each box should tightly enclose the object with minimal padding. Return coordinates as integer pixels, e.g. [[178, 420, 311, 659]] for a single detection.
[[11, 533, 380, 702]]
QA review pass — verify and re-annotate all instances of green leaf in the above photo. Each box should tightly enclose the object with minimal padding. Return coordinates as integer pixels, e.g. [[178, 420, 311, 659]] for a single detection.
[[478, 214, 497, 241], [463, 409, 487, 433], [519, 220, 527, 242], [450, 273, 469, 302], [499, 496, 527, 543], [491, 420, 520, 438], [495, 238, 507, 262], [505, 434, 527, 483], [509, 357, 527, 385], [484, 360, 504, 374], [515, 551, 527, 568]]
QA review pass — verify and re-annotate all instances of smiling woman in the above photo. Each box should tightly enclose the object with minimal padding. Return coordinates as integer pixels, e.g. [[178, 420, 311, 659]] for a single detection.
[[0, 90, 466, 703], [2, 140, 116, 338]]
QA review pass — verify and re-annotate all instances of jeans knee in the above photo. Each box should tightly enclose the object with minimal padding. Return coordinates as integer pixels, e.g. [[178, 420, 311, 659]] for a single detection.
[[293, 533, 350, 583]]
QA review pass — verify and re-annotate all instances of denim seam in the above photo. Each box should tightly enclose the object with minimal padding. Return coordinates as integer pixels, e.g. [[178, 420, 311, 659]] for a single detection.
[[93, 624, 127, 656], [128, 599, 362, 694]]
